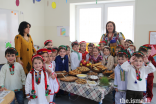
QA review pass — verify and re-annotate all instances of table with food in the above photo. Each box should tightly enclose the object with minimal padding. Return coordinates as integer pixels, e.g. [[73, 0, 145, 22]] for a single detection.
[[56, 61, 115, 104]]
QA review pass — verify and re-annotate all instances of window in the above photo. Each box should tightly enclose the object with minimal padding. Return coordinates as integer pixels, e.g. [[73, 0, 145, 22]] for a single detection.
[[75, 2, 135, 43]]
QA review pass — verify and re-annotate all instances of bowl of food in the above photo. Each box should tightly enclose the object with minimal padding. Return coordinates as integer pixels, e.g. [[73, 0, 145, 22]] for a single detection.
[[89, 75, 99, 81], [76, 74, 87, 79], [55, 70, 68, 78], [87, 81, 97, 87]]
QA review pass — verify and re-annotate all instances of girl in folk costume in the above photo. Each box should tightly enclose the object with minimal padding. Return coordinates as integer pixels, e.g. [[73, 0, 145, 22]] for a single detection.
[[114, 45, 125, 67], [89, 46, 103, 64], [52, 47, 59, 56], [86, 43, 94, 61], [25, 55, 51, 104], [102, 46, 114, 70], [99, 41, 107, 57], [127, 44, 136, 56], [44, 40, 53, 49], [124, 39, 133, 50], [79, 41, 88, 60], [114, 50, 130, 104], [66, 45, 71, 71], [47, 49, 59, 104]]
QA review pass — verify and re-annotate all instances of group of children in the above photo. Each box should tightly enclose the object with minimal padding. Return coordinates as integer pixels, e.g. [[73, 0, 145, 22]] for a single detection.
[[0, 39, 156, 104]]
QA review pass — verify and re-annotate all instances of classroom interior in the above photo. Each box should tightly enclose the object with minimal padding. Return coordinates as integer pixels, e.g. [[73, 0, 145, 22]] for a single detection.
[[0, 0, 156, 104]]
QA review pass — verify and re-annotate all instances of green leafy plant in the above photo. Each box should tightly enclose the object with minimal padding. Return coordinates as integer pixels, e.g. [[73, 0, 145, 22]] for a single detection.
[[100, 76, 109, 86]]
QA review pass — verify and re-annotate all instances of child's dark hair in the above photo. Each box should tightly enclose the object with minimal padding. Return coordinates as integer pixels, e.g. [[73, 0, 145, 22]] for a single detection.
[[5, 48, 16, 56], [116, 46, 122, 50], [66, 46, 70, 49], [93, 46, 100, 52], [37, 52, 48, 55], [32, 57, 43, 64], [125, 39, 133, 44], [71, 42, 79, 47], [117, 50, 131, 59], [147, 47, 151, 50], [52, 47, 58, 52], [45, 42, 52, 46], [103, 47, 111, 52], [58, 47, 66, 52], [138, 47, 148, 53], [88, 43, 94, 47], [133, 54, 143, 59]]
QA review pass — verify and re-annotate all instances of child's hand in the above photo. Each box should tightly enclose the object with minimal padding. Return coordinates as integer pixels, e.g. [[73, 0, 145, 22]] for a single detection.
[[144, 56, 149, 63], [54, 73, 57, 77], [27, 97, 31, 101], [51, 75, 55, 79], [114, 64, 117, 67], [115, 88, 118, 92], [0, 87, 7, 91], [130, 56, 135, 63]]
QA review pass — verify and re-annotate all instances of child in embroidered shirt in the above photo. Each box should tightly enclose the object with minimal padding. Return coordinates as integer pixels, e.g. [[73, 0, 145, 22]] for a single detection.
[[44, 40, 53, 49], [89, 46, 102, 64], [79, 41, 88, 60], [47, 50, 59, 104], [124, 39, 133, 50], [102, 46, 114, 70], [52, 47, 59, 56], [25, 55, 50, 104], [127, 44, 136, 56], [86, 43, 94, 61], [121, 52, 156, 104], [55, 45, 69, 72], [71, 41, 82, 70], [114, 50, 130, 104], [0, 47, 26, 104], [66, 45, 71, 71], [143, 44, 156, 102], [99, 41, 107, 57], [114, 45, 124, 67]]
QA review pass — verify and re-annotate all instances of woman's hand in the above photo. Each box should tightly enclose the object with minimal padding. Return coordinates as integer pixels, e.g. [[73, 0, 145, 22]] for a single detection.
[[0, 87, 7, 91], [17, 57, 23, 66]]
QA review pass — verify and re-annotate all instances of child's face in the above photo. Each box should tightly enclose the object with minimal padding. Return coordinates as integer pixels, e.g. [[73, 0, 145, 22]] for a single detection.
[[103, 48, 110, 56], [93, 48, 99, 56], [47, 42, 53, 48], [72, 45, 79, 52], [147, 49, 151, 57], [100, 44, 105, 49], [129, 46, 135, 52], [33, 59, 43, 71], [5, 54, 16, 64], [133, 57, 144, 69], [88, 46, 93, 53], [117, 56, 128, 66], [59, 49, 66, 58], [48, 53, 52, 62], [124, 42, 129, 49], [115, 48, 121, 55], [41, 53, 49, 63], [140, 51, 147, 57], [66, 48, 70, 55], [51, 53, 56, 61], [80, 43, 86, 51]]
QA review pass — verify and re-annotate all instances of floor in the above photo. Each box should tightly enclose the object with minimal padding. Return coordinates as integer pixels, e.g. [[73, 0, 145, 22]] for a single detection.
[[23, 87, 156, 104]]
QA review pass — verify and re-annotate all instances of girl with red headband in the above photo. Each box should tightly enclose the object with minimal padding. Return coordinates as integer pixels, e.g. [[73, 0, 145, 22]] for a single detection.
[[44, 40, 53, 49], [25, 55, 51, 104], [79, 41, 88, 60]]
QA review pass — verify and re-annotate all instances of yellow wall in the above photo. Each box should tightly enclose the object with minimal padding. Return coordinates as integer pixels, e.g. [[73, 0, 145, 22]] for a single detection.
[[0, 0, 45, 47]]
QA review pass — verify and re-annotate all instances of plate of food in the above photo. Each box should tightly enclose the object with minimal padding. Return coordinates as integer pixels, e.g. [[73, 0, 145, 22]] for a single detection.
[[55, 70, 68, 78], [77, 74, 87, 79], [88, 75, 99, 81], [68, 70, 82, 76], [75, 79, 87, 84], [60, 76, 78, 82]]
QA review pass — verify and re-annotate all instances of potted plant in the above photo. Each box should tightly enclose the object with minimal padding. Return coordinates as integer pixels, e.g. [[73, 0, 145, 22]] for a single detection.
[[100, 76, 109, 88]]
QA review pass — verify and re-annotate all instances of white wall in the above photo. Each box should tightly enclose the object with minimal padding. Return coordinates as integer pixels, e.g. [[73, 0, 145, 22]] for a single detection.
[[0, 0, 45, 47], [135, 0, 156, 83]]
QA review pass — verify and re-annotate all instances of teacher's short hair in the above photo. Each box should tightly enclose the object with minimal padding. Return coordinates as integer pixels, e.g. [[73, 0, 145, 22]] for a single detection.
[[18, 21, 31, 37], [106, 21, 116, 33]]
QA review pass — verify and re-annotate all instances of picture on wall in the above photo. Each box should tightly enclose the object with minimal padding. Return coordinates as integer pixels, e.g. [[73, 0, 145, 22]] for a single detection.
[[57, 26, 69, 37]]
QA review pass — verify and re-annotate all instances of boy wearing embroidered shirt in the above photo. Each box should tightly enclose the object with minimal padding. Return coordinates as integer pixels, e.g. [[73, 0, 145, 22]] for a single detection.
[[0, 47, 26, 104], [71, 41, 82, 70], [55, 45, 69, 72], [114, 50, 130, 104], [121, 51, 156, 104]]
